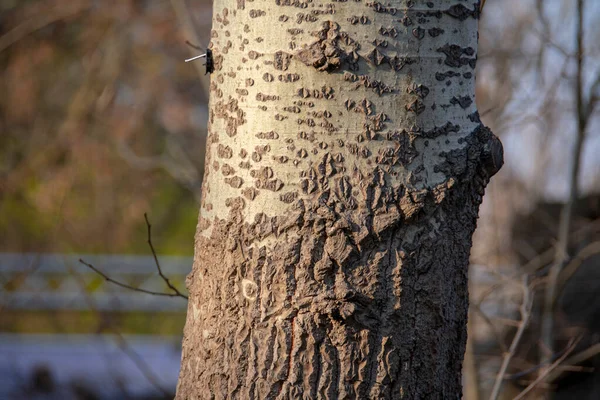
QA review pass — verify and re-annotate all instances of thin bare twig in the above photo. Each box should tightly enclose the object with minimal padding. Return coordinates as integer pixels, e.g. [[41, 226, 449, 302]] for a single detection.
[[587, 71, 600, 116], [526, 217, 600, 277], [489, 276, 533, 400], [67, 262, 173, 397], [80, 214, 188, 299], [541, 0, 588, 371], [111, 331, 174, 398], [169, 0, 210, 92], [471, 303, 508, 354], [185, 40, 207, 62], [506, 341, 578, 380], [535, 0, 550, 86], [514, 337, 582, 400], [79, 259, 185, 298], [144, 213, 188, 299], [546, 343, 600, 383], [557, 239, 600, 296]]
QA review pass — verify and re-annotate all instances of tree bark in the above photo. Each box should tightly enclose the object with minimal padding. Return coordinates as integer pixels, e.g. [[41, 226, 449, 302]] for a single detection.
[[177, 1, 502, 398]]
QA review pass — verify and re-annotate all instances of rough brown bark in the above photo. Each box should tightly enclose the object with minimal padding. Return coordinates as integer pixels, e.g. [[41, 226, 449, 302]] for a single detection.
[[177, 1, 502, 398]]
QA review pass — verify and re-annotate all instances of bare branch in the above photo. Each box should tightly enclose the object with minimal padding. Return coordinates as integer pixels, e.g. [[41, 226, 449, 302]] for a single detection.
[[186, 40, 203, 51], [80, 213, 190, 299], [514, 337, 582, 400], [470, 302, 508, 353], [479, 0, 487, 13], [546, 343, 600, 383], [111, 331, 174, 398], [489, 276, 533, 400], [585, 71, 600, 118], [169, 0, 210, 92], [67, 263, 173, 397], [144, 213, 189, 299], [541, 0, 588, 371], [534, 0, 550, 86], [79, 259, 186, 299], [506, 342, 579, 380], [558, 239, 600, 295], [116, 136, 202, 201]]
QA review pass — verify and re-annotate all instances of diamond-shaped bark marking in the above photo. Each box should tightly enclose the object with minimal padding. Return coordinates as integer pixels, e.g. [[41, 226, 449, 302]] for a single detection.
[[406, 99, 426, 115], [367, 48, 388, 66], [396, 130, 417, 165], [408, 83, 430, 99]]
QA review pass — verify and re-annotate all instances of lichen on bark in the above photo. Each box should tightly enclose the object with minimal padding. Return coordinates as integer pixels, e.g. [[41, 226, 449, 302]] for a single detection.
[[177, 1, 500, 399]]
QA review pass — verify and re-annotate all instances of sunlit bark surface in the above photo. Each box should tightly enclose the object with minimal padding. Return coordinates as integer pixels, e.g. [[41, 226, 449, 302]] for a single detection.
[[177, 1, 502, 398]]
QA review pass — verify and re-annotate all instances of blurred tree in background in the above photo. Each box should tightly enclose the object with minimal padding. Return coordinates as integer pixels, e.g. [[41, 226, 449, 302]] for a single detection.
[[0, 0, 212, 255]]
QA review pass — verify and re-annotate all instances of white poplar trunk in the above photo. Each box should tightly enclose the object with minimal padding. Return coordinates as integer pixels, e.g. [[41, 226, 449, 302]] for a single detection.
[[177, 1, 501, 398]]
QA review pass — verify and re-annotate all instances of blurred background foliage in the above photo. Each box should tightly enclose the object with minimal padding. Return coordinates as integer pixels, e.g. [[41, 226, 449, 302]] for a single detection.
[[0, 0, 212, 255]]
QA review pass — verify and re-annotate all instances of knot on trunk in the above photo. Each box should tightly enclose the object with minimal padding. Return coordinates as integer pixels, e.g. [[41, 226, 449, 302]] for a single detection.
[[295, 21, 359, 72], [472, 126, 504, 198], [480, 133, 504, 179]]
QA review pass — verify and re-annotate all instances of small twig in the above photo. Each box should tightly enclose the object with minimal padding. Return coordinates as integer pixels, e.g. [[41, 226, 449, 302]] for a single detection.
[[546, 343, 600, 383], [116, 136, 202, 201], [185, 40, 202, 51], [492, 316, 524, 328], [586, 71, 600, 116], [506, 342, 575, 380], [514, 337, 582, 400], [169, 0, 210, 91], [185, 41, 206, 62], [144, 213, 188, 299], [534, 0, 550, 86], [541, 0, 588, 373], [479, 107, 496, 118], [479, 0, 487, 13], [470, 302, 508, 354], [67, 262, 173, 397], [489, 276, 533, 400], [111, 331, 174, 398], [528, 217, 600, 277], [79, 259, 184, 298], [557, 240, 600, 295]]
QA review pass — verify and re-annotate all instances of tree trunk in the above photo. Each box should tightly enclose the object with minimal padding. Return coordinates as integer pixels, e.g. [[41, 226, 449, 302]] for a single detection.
[[177, 1, 502, 398]]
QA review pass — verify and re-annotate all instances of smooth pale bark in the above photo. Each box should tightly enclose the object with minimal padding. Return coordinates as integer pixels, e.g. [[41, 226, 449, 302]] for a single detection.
[[177, 1, 502, 398]]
